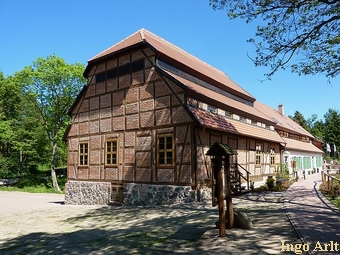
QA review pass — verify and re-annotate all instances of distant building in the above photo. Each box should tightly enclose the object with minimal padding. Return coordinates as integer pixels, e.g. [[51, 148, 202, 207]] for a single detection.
[[255, 102, 323, 176], [63, 29, 323, 205]]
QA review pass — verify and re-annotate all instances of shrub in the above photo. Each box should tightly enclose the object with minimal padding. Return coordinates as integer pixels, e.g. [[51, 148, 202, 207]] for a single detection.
[[275, 163, 289, 179], [266, 177, 275, 190]]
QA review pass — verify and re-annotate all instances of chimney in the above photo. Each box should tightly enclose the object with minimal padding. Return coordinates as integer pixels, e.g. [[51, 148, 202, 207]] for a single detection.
[[278, 104, 284, 115]]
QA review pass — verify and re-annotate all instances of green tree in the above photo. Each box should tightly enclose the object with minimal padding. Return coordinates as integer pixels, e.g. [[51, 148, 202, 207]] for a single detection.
[[18, 55, 86, 191], [307, 114, 325, 138], [323, 108, 340, 154], [0, 71, 54, 178], [289, 111, 309, 131], [0, 73, 28, 177], [210, 0, 340, 79]]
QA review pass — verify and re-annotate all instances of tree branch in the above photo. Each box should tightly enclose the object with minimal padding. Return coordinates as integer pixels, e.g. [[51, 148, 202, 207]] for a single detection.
[[318, 0, 340, 4]]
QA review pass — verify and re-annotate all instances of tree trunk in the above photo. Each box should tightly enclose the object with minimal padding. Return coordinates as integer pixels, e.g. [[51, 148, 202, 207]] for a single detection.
[[51, 142, 61, 192]]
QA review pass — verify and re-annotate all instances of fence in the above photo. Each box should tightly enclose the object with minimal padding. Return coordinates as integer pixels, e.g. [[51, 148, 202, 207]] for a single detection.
[[321, 170, 340, 199]]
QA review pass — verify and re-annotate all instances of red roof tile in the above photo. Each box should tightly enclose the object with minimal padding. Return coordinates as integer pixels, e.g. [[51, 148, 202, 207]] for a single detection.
[[189, 106, 285, 143], [88, 28, 255, 102], [283, 137, 323, 154], [254, 101, 314, 138], [163, 69, 275, 124]]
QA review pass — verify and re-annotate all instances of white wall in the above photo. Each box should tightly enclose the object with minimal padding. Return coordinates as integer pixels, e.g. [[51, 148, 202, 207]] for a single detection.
[[283, 150, 323, 178]]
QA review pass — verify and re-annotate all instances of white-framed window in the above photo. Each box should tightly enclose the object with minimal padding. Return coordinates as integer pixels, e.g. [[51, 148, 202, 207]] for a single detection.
[[255, 143, 262, 165], [270, 145, 275, 165]]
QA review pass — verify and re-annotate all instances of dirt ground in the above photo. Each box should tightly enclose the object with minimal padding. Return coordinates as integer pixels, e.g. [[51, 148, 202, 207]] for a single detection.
[[0, 191, 304, 254]]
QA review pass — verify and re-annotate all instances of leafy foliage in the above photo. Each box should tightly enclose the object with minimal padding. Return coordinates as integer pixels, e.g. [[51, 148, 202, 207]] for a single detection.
[[323, 109, 340, 150], [210, 0, 340, 79], [289, 111, 309, 131], [17, 55, 86, 190], [0, 56, 86, 190], [0, 73, 40, 177]]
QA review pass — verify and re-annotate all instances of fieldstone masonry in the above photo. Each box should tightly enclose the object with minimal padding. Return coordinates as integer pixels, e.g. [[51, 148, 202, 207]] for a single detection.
[[123, 183, 197, 206], [64, 181, 207, 206], [65, 181, 111, 205]]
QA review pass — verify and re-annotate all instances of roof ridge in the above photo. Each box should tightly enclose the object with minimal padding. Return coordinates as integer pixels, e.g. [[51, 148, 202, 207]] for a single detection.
[[88, 29, 145, 62], [254, 100, 314, 138], [143, 29, 227, 77], [140, 28, 146, 41]]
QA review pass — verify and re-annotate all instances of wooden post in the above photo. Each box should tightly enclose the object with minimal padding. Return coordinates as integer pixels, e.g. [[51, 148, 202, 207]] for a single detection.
[[215, 154, 226, 237], [247, 172, 250, 190], [225, 155, 234, 229], [332, 178, 335, 200], [328, 175, 330, 191]]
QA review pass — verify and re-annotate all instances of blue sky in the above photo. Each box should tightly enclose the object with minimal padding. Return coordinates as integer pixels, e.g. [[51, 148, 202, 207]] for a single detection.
[[1, 1, 339, 120]]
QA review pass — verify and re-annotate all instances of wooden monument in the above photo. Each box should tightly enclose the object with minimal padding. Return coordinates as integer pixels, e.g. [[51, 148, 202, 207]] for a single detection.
[[206, 142, 238, 237]]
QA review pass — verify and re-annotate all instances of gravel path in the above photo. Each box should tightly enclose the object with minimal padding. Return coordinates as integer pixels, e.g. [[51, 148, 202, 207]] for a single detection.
[[0, 191, 304, 254]]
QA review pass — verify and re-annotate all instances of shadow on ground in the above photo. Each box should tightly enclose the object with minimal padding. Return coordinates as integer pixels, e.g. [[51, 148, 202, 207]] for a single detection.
[[0, 195, 305, 254]]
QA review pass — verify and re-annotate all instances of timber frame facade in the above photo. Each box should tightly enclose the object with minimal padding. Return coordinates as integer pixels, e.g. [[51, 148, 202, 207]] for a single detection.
[[64, 29, 322, 205]]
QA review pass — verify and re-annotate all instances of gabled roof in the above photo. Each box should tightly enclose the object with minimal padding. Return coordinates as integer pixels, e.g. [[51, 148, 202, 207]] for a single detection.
[[254, 101, 314, 138], [81, 29, 318, 151], [86, 28, 255, 103], [160, 68, 275, 124]]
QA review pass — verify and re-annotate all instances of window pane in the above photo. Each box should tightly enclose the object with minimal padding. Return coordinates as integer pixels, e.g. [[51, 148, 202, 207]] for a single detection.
[[107, 68, 118, 79], [159, 152, 165, 164], [159, 137, 165, 150], [166, 152, 172, 164], [131, 59, 144, 72], [166, 137, 172, 149], [106, 140, 118, 165], [119, 64, 130, 76], [96, 72, 106, 82]]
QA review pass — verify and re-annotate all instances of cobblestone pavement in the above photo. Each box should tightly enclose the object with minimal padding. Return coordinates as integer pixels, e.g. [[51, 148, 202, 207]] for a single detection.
[[0, 191, 303, 254]]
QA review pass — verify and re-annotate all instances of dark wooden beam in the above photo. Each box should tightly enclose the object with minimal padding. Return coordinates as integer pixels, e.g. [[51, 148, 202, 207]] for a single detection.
[[215, 154, 226, 237], [225, 155, 234, 229]]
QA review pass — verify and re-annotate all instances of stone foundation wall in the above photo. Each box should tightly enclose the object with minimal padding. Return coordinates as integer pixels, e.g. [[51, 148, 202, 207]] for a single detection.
[[65, 181, 211, 206], [65, 181, 110, 205], [123, 183, 197, 206]]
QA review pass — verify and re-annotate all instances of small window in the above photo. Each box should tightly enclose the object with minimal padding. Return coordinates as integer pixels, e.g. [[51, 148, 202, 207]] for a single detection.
[[255, 143, 262, 165], [188, 97, 198, 107], [119, 64, 130, 76], [225, 111, 232, 118], [270, 145, 275, 165], [131, 59, 144, 72], [107, 68, 118, 79], [157, 135, 174, 166], [208, 105, 217, 114], [96, 72, 106, 83], [106, 140, 118, 166], [79, 142, 89, 166]]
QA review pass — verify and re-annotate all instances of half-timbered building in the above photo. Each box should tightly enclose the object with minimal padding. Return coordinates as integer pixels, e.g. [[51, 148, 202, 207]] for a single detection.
[[64, 29, 323, 205]]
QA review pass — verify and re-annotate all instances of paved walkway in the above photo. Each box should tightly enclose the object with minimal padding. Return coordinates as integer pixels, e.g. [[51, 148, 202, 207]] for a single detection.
[[285, 172, 340, 254]]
